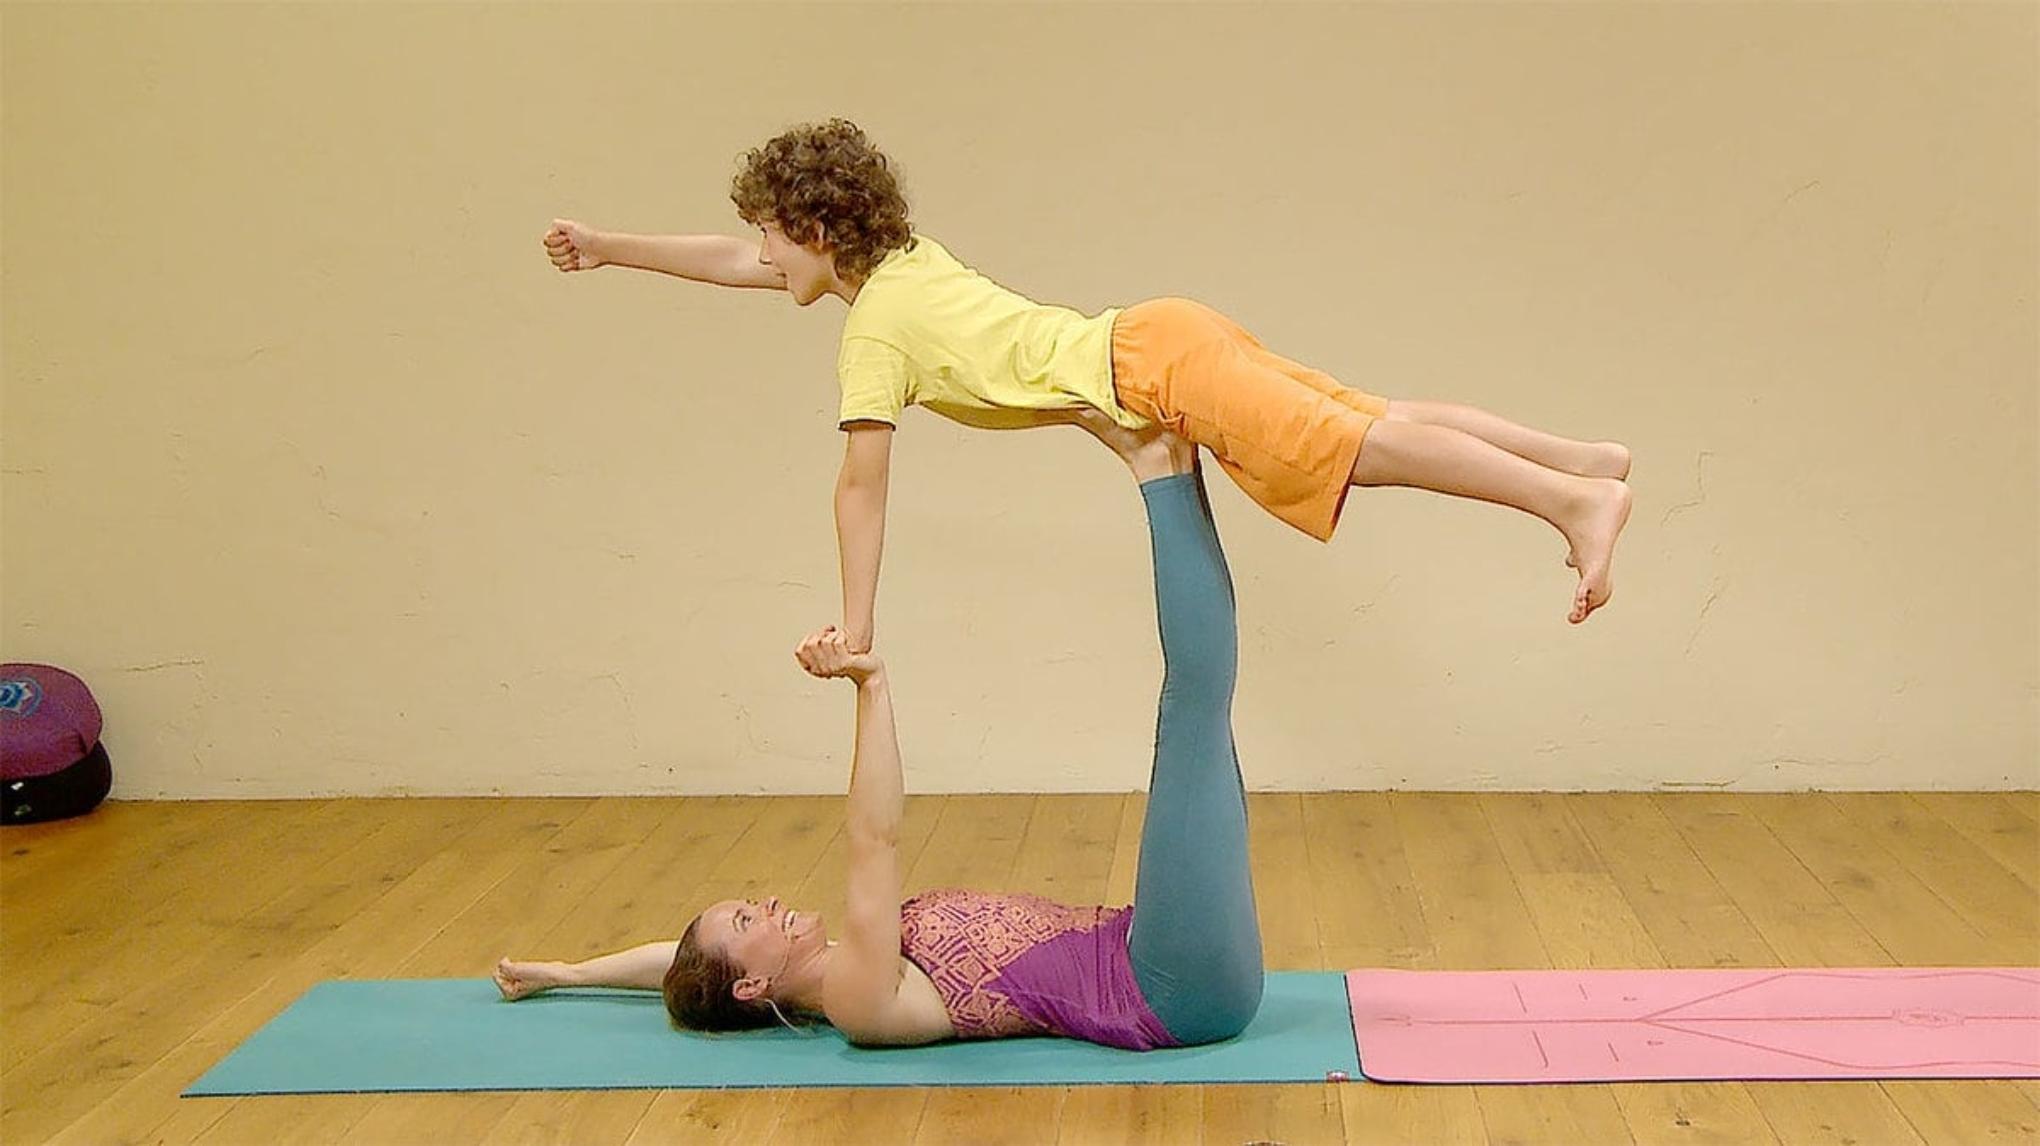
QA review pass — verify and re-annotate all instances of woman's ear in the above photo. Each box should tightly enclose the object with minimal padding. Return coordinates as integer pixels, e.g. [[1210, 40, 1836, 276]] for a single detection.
[[732, 975, 767, 1002]]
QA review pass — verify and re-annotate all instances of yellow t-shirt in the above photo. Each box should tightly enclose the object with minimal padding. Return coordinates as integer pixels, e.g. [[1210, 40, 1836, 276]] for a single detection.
[[835, 237, 1150, 431]]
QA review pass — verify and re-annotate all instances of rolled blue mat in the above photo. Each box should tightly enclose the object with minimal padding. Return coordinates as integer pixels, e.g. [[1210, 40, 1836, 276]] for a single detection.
[[185, 971, 1359, 1094]]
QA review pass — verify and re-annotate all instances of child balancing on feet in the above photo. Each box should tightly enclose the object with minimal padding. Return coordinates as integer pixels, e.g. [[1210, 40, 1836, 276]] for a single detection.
[[542, 119, 1632, 649]]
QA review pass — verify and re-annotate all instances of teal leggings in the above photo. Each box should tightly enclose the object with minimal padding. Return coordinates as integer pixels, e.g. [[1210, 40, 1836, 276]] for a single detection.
[[1126, 471, 1265, 1045]]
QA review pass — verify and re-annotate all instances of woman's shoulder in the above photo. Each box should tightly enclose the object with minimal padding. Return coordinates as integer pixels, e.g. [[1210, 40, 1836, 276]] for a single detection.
[[824, 954, 955, 1047]]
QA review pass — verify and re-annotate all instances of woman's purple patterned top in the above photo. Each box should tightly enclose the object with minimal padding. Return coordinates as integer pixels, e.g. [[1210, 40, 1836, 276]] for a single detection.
[[898, 888, 1178, 1051]]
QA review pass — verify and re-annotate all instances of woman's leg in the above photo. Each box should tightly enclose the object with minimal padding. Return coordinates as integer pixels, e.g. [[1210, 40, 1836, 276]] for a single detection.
[[1124, 467, 1264, 1045]]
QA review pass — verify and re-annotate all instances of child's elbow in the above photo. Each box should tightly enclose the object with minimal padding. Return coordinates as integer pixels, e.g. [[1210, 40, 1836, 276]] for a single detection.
[[835, 461, 890, 498]]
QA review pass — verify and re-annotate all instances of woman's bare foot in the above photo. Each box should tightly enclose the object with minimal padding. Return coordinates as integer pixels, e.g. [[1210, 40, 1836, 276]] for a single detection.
[[1579, 441, 1632, 481], [1124, 431, 1197, 481], [494, 958, 563, 1001], [1562, 478, 1632, 623], [1069, 409, 1196, 480]]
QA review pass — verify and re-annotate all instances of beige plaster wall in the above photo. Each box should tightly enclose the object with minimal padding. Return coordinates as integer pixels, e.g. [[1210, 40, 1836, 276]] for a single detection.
[[3, 2, 2034, 796]]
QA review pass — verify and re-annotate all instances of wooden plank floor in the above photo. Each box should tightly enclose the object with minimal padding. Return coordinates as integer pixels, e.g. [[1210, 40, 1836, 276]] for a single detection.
[[3, 792, 2035, 1145]]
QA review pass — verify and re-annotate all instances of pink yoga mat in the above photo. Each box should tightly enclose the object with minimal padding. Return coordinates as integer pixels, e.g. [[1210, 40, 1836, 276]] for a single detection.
[[1346, 968, 2040, 1083]]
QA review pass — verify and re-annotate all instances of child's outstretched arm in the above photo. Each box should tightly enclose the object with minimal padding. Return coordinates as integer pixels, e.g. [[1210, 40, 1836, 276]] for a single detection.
[[541, 219, 786, 290], [492, 941, 678, 1000], [835, 423, 893, 654]]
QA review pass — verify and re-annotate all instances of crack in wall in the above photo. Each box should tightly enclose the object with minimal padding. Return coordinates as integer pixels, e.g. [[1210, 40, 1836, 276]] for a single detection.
[[119, 658, 207, 673], [1661, 451, 1716, 526], [594, 671, 642, 753], [1684, 578, 1729, 658]]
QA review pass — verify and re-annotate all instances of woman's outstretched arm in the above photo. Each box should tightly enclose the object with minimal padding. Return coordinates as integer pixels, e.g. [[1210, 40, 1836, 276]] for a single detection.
[[792, 628, 946, 1044], [493, 941, 678, 1000]]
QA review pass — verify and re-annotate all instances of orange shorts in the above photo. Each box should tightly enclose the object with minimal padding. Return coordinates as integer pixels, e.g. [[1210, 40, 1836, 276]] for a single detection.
[[1111, 298, 1388, 542]]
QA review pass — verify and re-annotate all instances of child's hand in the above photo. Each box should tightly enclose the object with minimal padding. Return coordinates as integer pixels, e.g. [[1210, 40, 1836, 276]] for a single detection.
[[542, 219, 607, 272], [795, 625, 883, 683]]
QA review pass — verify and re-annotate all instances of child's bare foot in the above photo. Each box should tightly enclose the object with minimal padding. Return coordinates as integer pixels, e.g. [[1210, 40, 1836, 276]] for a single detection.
[[1562, 478, 1632, 623], [493, 958, 561, 1001], [1581, 441, 1632, 481]]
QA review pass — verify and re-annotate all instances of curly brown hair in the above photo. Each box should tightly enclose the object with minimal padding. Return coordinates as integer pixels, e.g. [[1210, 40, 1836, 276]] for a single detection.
[[731, 119, 913, 283], [661, 914, 777, 1033]]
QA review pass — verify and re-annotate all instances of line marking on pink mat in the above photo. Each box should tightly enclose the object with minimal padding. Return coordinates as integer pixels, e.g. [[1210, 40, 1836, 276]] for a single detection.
[[1637, 969, 2040, 1023], [1652, 1021, 2040, 1073]]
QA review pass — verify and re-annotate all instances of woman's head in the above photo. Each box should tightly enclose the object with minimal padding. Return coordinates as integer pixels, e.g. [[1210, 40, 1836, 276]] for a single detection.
[[662, 895, 828, 1032], [731, 119, 912, 286]]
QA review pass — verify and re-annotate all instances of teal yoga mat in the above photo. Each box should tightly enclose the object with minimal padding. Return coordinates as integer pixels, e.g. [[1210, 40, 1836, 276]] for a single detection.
[[185, 972, 1359, 1095]]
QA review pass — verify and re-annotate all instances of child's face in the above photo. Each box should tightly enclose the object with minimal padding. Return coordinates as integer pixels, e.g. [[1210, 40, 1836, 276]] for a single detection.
[[758, 221, 837, 306]]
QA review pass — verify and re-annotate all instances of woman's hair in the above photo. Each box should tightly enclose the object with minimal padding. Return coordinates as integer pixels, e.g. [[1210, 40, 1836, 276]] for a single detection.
[[661, 914, 777, 1032], [730, 118, 913, 282]]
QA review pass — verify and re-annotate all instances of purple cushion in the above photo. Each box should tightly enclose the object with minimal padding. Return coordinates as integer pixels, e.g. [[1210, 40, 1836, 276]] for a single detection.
[[1, 664, 103, 781]]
